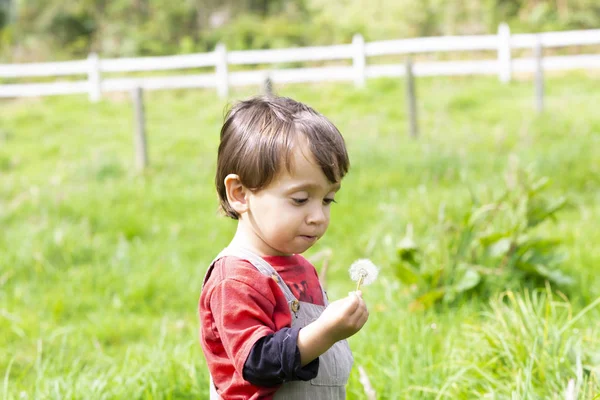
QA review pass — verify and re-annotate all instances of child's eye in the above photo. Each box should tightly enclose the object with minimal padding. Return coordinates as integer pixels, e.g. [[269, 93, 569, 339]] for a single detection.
[[323, 198, 337, 205], [292, 198, 308, 205]]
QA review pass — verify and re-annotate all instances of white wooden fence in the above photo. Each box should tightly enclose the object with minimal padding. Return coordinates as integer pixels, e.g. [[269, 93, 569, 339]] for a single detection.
[[1, 23, 599, 102]]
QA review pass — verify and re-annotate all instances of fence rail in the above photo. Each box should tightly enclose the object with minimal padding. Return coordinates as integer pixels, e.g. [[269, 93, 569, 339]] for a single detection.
[[1, 24, 599, 101]]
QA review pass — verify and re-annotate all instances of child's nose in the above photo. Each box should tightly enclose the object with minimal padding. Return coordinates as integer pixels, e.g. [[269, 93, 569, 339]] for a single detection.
[[307, 205, 327, 225]]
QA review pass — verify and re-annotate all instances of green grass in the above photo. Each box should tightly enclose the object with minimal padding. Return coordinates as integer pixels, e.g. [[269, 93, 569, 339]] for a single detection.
[[1, 73, 599, 399]]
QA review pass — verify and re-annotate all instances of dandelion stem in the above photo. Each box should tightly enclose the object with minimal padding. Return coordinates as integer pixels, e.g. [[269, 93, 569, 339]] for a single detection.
[[356, 274, 365, 291]]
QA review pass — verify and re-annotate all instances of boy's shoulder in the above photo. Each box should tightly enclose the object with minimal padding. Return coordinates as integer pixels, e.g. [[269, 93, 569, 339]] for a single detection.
[[208, 255, 262, 283], [202, 253, 324, 306], [202, 255, 281, 302], [203, 253, 317, 287]]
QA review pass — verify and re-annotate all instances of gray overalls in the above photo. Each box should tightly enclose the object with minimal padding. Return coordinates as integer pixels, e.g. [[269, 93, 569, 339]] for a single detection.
[[204, 247, 354, 399]]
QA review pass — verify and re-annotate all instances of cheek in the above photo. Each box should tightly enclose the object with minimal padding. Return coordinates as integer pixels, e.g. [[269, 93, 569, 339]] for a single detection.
[[266, 202, 301, 227]]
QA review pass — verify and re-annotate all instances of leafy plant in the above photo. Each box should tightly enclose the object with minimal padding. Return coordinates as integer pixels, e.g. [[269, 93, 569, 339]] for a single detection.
[[395, 166, 571, 310], [443, 288, 600, 398]]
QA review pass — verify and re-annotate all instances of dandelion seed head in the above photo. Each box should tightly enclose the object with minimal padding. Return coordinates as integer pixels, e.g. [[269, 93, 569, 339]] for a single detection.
[[349, 258, 379, 286]]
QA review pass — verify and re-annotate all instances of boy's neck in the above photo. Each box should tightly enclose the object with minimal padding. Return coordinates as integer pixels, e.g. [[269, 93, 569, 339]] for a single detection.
[[229, 222, 293, 257]]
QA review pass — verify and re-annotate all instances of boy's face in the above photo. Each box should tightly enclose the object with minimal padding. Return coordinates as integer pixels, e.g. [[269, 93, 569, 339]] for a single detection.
[[242, 139, 340, 256]]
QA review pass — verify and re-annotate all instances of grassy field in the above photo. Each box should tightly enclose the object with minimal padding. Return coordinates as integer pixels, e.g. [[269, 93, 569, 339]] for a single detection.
[[1, 73, 599, 399]]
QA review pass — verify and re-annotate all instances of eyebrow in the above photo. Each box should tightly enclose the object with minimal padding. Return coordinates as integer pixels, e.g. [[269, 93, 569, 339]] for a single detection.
[[287, 182, 341, 193]]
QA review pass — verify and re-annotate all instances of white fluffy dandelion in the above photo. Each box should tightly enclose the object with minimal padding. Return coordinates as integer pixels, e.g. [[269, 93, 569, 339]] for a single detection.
[[349, 259, 379, 291]]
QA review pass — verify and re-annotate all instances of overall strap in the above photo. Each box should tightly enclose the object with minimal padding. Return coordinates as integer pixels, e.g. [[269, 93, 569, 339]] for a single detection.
[[208, 247, 301, 316]]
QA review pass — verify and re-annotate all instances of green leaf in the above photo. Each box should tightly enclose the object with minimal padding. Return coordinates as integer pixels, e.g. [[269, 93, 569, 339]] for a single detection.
[[478, 231, 511, 246], [467, 204, 497, 227], [533, 264, 574, 286], [516, 235, 561, 250], [414, 288, 446, 309], [397, 236, 419, 265], [393, 262, 420, 285], [488, 238, 512, 258], [397, 235, 417, 251], [528, 176, 550, 196], [453, 268, 481, 293], [527, 196, 567, 227], [514, 260, 538, 274]]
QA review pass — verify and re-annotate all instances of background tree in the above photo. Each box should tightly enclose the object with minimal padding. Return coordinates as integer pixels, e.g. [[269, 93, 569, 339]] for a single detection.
[[1, 0, 599, 62]]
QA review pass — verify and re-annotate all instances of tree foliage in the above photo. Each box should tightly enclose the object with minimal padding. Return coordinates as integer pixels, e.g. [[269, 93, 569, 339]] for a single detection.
[[1, 0, 599, 61]]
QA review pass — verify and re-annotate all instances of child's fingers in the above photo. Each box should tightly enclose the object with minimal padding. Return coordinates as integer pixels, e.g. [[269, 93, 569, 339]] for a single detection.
[[349, 296, 368, 318], [349, 302, 369, 329], [359, 308, 369, 327], [345, 293, 361, 313], [351, 292, 367, 309]]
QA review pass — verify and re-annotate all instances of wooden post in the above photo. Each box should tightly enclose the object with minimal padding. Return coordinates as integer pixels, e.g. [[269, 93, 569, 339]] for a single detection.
[[131, 86, 148, 171], [87, 53, 101, 102], [215, 43, 229, 98], [262, 73, 273, 96], [534, 36, 544, 113], [352, 33, 366, 88], [405, 57, 419, 138], [497, 23, 512, 83]]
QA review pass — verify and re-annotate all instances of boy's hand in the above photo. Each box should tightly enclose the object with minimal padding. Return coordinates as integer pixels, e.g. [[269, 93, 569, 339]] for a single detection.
[[297, 291, 369, 366], [317, 291, 369, 343]]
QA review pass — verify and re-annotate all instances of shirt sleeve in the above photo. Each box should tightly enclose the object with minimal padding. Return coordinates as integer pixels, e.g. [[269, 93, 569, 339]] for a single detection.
[[242, 327, 320, 387], [209, 275, 280, 377]]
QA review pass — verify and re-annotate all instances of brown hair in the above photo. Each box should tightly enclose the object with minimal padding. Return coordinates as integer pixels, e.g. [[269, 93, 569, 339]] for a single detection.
[[216, 95, 350, 219]]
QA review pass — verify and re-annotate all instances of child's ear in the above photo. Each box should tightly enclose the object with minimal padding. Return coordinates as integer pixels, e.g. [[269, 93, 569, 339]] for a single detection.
[[224, 174, 249, 215]]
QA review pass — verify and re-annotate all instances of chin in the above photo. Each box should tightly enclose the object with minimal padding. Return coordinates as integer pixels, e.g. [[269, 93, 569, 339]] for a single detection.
[[273, 245, 308, 256], [292, 243, 316, 255], [270, 238, 318, 256]]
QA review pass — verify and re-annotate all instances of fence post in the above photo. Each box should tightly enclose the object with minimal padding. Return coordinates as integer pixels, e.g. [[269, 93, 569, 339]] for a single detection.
[[262, 72, 274, 96], [352, 33, 366, 88], [215, 43, 229, 98], [131, 86, 149, 171], [497, 23, 512, 83], [405, 57, 418, 138], [534, 36, 544, 113], [87, 53, 101, 102]]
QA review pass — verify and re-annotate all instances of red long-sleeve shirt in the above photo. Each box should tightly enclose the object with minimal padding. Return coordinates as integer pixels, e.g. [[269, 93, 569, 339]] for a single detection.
[[199, 254, 325, 399]]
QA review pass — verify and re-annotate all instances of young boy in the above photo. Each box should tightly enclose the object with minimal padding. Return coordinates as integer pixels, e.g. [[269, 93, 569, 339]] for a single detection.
[[199, 95, 369, 399]]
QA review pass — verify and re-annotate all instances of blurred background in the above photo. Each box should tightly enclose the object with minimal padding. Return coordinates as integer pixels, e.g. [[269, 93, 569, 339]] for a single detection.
[[1, 1, 599, 399], [1, 0, 600, 61]]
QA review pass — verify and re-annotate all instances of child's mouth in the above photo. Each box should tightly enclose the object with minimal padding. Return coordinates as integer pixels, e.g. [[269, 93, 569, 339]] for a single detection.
[[300, 235, 318, 242]]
